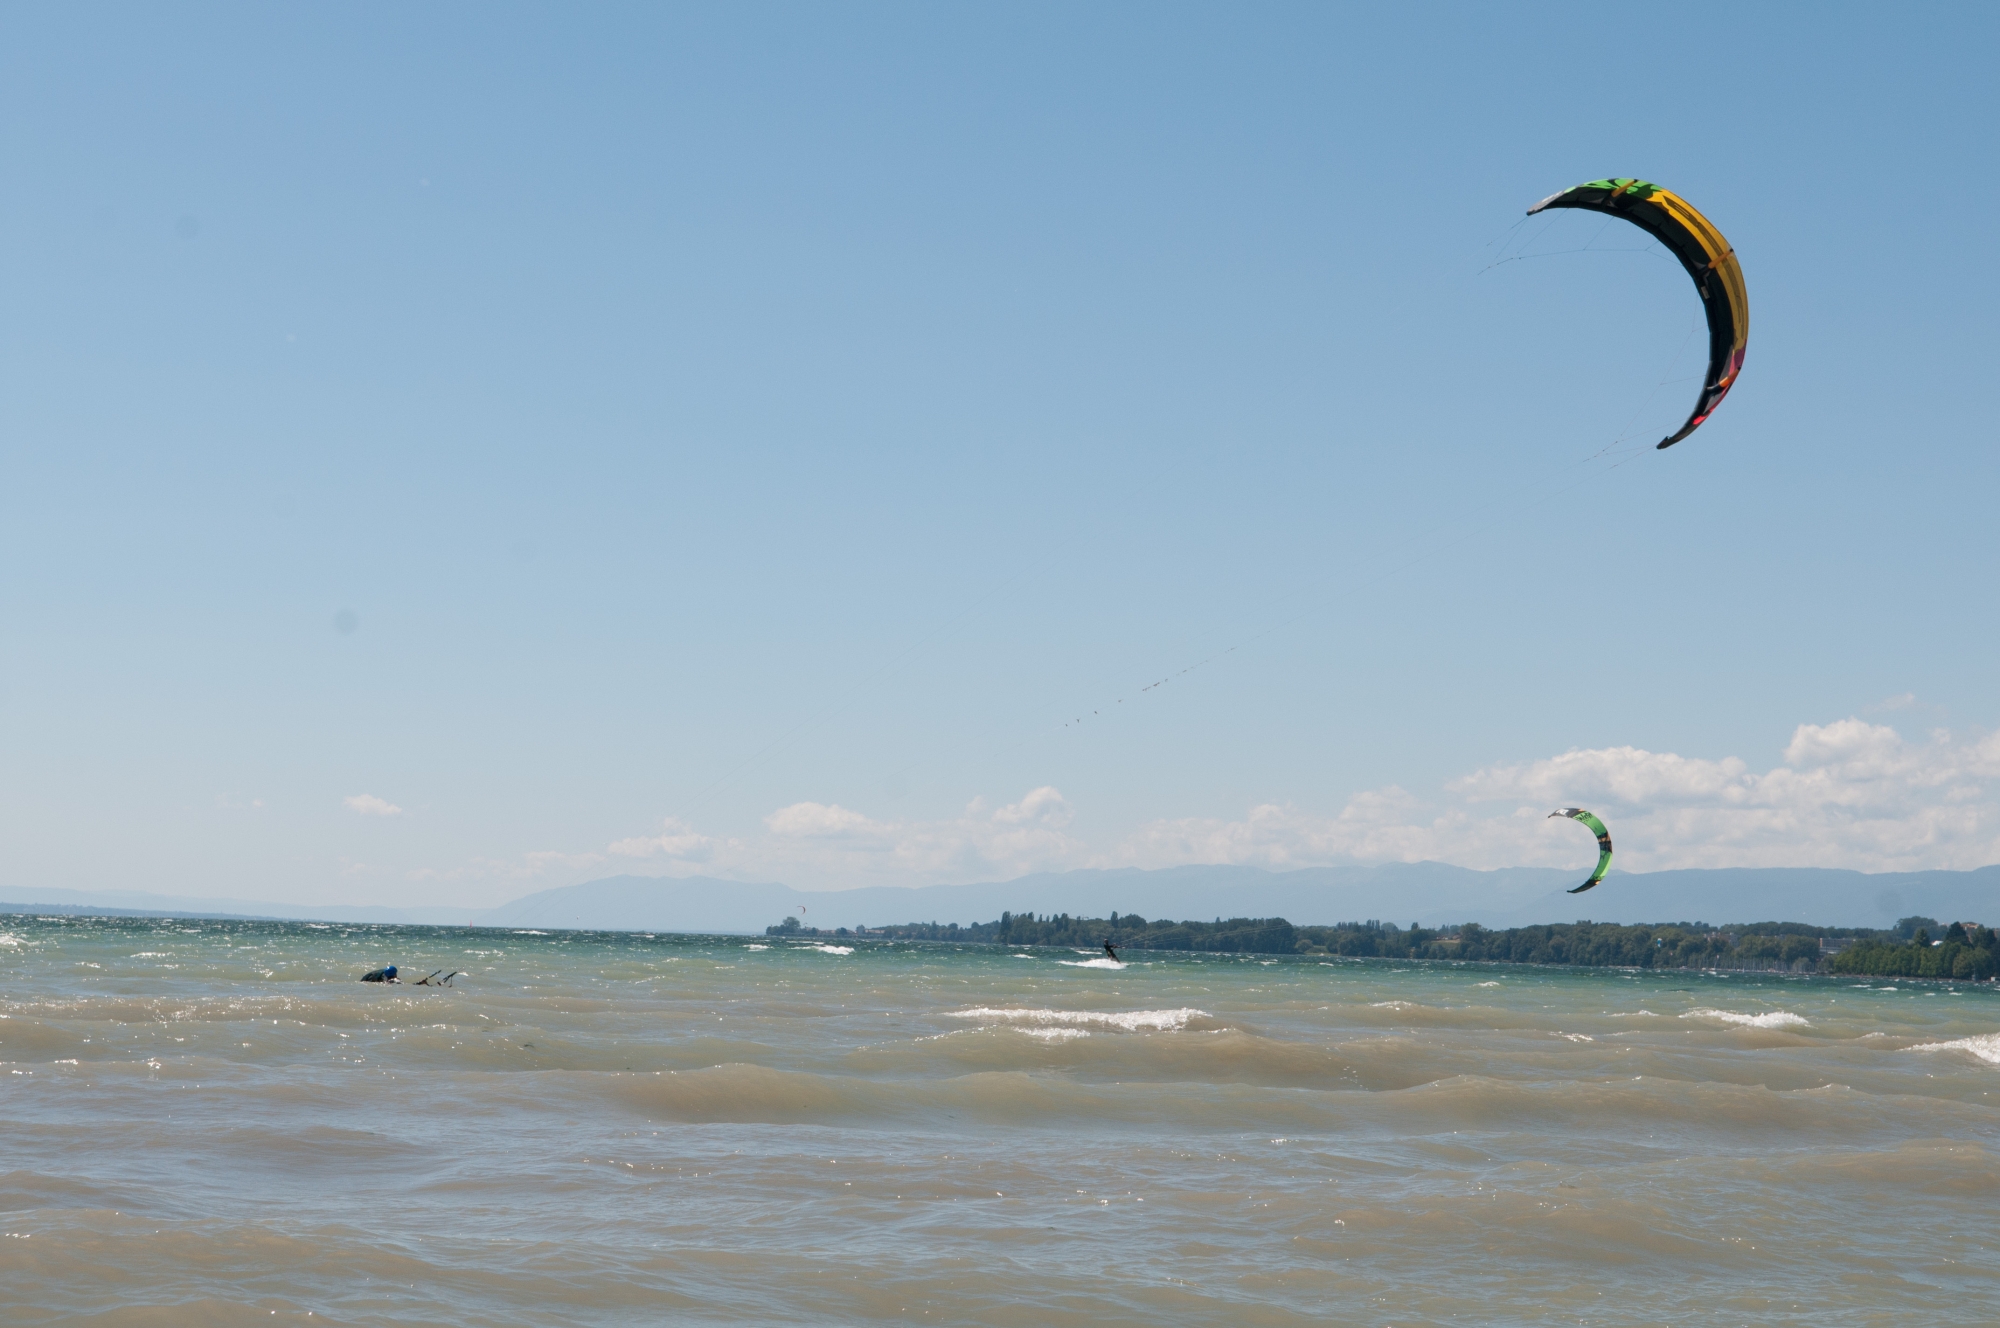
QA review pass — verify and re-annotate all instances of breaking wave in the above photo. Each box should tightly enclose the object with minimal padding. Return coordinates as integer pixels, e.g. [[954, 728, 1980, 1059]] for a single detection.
[[1908, 1033, 2000, 1066], [945, 1007, 1209, 1033], [1682, 1008, 1810, 1029]]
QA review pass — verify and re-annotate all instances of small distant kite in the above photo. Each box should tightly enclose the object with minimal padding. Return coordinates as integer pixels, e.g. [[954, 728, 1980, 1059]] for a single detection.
[[1527, 178, 1748, 449], [1549, 808, 1613, 894]]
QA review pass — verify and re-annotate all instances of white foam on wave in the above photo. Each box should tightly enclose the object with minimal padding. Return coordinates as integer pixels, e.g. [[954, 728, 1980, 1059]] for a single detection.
[[1608, 1010, 1660, 1018], [1476, 981, 1502, 988], [1015, 1027, 1090, 1042], [1010, 954, 1034, 959], [1059, 958, 1126, 969], [1908, 1033, 2000, 1066], [946, 1006, 1207, 1033], [1683, 1008, 1809, 1029], [513, 930, 548, 936], [1370, 1000, 1417, 1010], [0, 934, 23, 948], [798, 944, 852, 955], [744, 944, 769, 951], [1556, 1032, 1594, 1042]]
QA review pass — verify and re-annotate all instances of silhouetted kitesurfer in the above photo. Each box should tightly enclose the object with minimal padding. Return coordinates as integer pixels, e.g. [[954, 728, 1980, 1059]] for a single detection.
[[1103, 939, 1118, 961], [360, 964, 399, 983]]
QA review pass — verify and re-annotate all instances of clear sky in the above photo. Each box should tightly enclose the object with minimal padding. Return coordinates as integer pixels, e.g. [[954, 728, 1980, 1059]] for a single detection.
[[4, 3, 1997, 907]]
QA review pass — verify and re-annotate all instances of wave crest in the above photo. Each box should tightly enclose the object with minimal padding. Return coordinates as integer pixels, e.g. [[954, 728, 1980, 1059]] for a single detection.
[[1908, 1033, 2000, 1066], [1682, 1008, 1809, 1029], [945, 1007, 1208, 1033]]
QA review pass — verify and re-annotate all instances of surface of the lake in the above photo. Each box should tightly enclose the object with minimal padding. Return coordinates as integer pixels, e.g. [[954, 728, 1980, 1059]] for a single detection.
[[2, 915, 1996, 1326]]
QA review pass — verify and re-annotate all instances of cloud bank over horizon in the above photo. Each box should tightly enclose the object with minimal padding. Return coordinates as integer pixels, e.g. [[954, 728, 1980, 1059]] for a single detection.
[[576, 715, 2000, 891]]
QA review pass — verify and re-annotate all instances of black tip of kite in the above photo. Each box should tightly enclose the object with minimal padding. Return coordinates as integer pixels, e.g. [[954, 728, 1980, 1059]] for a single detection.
[[1567, 881, 1598, 895], [1656, 437, 1677, 450]]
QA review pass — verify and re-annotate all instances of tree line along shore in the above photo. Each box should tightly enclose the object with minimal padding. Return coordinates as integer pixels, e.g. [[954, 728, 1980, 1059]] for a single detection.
[[766, 912, 2000, 980]]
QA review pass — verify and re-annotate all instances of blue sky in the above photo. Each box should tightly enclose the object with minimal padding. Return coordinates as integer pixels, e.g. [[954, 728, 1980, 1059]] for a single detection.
[[3, 4, 1996, 906]]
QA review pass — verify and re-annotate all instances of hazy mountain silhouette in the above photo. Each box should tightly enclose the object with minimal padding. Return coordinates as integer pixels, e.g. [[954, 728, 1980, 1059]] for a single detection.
[[8, 863, 1994, 933]]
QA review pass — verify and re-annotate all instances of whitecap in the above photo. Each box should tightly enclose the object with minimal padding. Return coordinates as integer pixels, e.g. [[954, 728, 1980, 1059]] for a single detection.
[[1014, 1027, 1089, 1042], [1370, 1000, 1417, 1010], [1908, 1033, 2000, 1066], [513, 930, 548, 936], [1058, 958, 1125, 969], [1607, 1010, 1660, 1018], [1010, 954, 1034, 959], [945, 1007, 1207, 1033], [1556, 1032, 1593, 1042], [799, 944, 852, 955], [1476, 981, 1501, 988], [1682, 1008, 1809, 1029], [744, 944, 769, 951]]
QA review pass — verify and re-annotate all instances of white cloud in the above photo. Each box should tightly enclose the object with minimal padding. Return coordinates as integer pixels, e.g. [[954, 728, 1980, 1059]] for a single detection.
[[1136, 718, 2000, 875], [429, 716, 2000, 895], [598, 787, 1085, 888], [990, 785, 1074, 827], [1448, 746, 1749, 806], [764, 802, 889, 841], [609, 817, 735, 864], [1117, 786, 1510, 871], [343, 793, 403, 817]]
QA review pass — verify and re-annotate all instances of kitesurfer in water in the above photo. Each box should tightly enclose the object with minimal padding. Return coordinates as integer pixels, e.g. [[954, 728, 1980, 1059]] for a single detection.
[[1102, 939, 1118, 961], [359, 965, 457, 985]]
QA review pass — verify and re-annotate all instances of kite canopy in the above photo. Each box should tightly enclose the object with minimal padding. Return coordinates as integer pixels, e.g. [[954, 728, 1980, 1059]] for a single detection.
[[1527, 178, 1747, 449], [1549, 808, 1613, 894]]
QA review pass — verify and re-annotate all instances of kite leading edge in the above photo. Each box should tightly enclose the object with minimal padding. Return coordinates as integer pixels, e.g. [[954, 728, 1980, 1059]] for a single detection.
[[1527, 178, 1748, 449], [1549, 807, 1613, 894]]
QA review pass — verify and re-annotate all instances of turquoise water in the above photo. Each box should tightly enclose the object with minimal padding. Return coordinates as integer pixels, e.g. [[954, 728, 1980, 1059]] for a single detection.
[[2, 915, 1997, 1325]]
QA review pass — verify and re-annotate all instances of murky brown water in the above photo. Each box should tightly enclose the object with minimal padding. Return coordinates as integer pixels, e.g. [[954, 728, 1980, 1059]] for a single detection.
[[2, 916, 1996, 1325]]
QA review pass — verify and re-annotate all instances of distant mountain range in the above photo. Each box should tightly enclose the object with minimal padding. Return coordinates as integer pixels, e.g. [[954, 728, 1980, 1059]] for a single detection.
[[5, 861, 1996, 932], [0, 887, 481, 926]]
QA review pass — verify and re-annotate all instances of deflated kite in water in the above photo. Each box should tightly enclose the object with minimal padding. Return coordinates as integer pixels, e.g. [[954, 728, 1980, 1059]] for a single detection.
[[1527, 179, 1747, 449], [1549, 808, 1613, 894]]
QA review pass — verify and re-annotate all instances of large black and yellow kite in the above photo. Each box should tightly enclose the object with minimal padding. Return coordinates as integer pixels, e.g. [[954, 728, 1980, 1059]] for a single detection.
[[1528, 179, 1747, 449]]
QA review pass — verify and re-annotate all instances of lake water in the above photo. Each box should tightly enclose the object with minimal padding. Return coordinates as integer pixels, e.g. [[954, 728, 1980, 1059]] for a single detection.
[[2, 916, 1997, 1325]]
